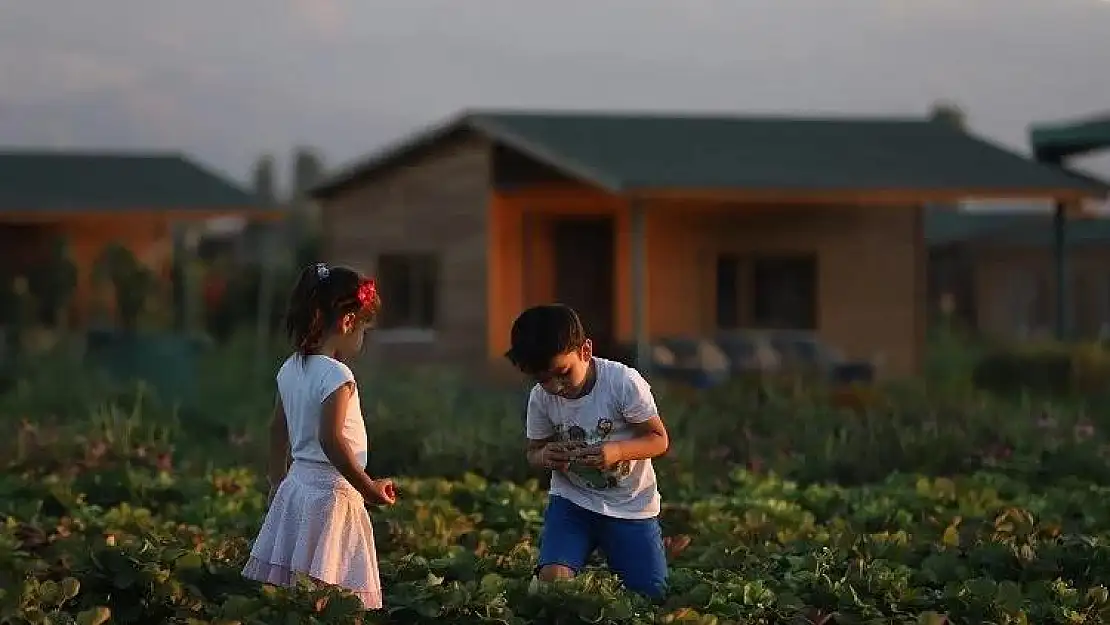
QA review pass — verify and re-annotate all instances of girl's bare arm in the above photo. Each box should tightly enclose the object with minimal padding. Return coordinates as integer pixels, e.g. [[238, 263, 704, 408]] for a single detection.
[[318, 382, 379, 499], [266, 394, 291, 488]]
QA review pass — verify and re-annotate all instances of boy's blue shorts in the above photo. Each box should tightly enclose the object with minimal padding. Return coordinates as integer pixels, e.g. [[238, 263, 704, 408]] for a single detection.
[[536, 494, 668, 598]]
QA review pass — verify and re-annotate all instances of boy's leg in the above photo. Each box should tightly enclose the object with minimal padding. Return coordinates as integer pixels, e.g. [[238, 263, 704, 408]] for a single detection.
[[596, 515, 668, 598], [536, 495, 596, 581]]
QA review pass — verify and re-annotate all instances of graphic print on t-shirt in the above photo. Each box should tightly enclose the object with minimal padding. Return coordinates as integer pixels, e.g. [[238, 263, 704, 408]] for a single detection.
[[554, 417, 633, 489]]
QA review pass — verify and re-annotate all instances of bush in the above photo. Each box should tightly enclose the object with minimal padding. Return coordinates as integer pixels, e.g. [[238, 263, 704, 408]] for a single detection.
[[4, 334, 1110, 622], [973, 343, 1110, 400]]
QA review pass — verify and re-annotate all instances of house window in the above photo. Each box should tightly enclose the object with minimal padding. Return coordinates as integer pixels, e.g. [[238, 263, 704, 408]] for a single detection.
[[376, 254, 439, 331], [716, 253, 818, 330]]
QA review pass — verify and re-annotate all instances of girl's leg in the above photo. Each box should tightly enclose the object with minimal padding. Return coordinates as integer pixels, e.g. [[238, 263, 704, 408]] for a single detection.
[[536, 495, 596, 581], [596, 516, 668, 598]]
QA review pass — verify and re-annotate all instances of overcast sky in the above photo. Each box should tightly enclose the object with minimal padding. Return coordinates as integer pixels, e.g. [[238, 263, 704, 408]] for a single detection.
[[1, 0, 1108, 187]]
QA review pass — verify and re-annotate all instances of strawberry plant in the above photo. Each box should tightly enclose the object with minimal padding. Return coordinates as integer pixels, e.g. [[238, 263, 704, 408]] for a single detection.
[[4, 338, 1110, 622]]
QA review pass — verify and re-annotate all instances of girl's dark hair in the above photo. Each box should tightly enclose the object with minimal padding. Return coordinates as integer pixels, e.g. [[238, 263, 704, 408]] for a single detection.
[[285, 263, 381, 356]]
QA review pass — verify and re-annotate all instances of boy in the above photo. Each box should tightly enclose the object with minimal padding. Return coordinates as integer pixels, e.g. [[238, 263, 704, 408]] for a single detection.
[[506, 304, 670, 598]]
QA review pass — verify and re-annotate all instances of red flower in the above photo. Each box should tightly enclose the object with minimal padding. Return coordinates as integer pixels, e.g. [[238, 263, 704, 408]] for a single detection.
[[357, 279, 377, 310]]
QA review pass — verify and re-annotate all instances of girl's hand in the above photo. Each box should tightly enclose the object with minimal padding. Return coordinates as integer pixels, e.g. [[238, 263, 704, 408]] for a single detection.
[[367, 479, 397, 505]]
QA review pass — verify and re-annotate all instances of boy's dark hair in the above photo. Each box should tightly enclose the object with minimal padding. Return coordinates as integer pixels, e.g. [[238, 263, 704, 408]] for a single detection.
[[505, 304, 586, 373], [286, 263, 380, 356]]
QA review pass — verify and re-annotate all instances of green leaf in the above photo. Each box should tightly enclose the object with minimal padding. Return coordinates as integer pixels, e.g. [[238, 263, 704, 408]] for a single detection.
[[941, 524, 960, 548], [60, 578, 80, 602], [415, 602, 441, 618], [174, 553, 204, 572], [966, 578, 997, 599], [998, 580, 1023, 612], [479, 573, 505, 592], [219, 595, 258, 619], [1089, 586, 1110, 605], [39, 580, 61, 607], [75, 608, 111, 625]]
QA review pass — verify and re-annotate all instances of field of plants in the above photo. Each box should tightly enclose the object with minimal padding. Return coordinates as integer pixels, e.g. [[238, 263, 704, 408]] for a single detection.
[[4, 335, 1110, 624]]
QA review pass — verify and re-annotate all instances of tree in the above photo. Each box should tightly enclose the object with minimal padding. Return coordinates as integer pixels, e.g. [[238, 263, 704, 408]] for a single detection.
[[291, 147, 325, 200], [929, 100, 967, 130], [251, 154, 278, 206], [93, 244, 156, 333], [26, 236, 77, 328]]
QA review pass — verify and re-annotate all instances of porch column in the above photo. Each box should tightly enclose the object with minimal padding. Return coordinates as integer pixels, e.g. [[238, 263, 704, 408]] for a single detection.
[[1053, 201, 1069, 340], [629, 199, 650, 373], [521, 210, 533, 307]]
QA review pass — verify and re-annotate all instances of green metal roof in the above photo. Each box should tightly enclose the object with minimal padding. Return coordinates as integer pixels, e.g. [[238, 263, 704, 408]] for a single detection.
[[0, 150, 262, 212], [925, 206, 1110, 247], [1030, 114, 1110, 161], [314, 109, 1109, 198]]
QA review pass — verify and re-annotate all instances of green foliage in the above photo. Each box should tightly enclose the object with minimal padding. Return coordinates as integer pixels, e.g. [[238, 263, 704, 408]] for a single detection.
[[92, 244, 158, 333], [25, 237, 77, 329], [3, 335, 1110, 622], [973, 342, 1110, 400]]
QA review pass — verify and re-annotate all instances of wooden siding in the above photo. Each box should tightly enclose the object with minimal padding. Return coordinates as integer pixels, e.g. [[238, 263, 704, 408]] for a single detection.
[[320, 135, 492, 365]]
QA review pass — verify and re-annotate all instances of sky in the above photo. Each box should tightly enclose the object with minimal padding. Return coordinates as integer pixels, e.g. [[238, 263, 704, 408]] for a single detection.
[[1, 0, 1109, 188]]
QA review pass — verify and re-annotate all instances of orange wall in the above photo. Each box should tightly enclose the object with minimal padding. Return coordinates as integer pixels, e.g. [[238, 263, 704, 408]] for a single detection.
[[488, 188, 631, 359], [0, 215, 174, 323], [71, 217, 173, 322], [488, 188, 925, 377]]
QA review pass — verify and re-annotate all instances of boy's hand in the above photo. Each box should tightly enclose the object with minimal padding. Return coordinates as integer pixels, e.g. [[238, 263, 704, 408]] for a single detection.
[[541, 443, 572, 472], [578, 442, 622, 470], [367, 479, 397, 505]]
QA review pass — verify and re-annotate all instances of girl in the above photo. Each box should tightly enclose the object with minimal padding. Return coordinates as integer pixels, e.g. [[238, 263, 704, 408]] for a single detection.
[[242, 262, 396, 610]]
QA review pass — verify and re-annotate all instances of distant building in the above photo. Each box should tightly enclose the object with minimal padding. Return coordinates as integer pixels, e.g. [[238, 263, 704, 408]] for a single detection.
[[0, 150, 272, 324], [312, 109, 1106, 377]]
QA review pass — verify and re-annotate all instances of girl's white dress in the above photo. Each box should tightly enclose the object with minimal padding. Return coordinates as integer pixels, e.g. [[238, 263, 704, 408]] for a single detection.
[[242, 355, 382, 609]]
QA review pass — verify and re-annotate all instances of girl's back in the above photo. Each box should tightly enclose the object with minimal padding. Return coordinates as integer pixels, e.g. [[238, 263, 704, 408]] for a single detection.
[[276, 354, 367, 469]]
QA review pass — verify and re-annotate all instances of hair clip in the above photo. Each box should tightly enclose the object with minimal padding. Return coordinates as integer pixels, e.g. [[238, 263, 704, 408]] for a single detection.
[[315, 263, 330, 279], [357, 278, 377, 309]]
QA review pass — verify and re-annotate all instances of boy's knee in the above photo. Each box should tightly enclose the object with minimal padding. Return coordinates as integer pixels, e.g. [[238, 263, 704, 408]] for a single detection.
[[537, 564, 575, 582], [624, 574, 667, 599]]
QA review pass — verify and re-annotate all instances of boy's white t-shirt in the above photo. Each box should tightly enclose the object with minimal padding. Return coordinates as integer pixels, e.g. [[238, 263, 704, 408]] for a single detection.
[[276, 354, 368, 469], [525, 357, 661, 519]]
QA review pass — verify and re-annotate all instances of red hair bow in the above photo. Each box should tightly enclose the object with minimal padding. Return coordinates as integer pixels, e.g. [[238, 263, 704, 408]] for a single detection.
[[357, 279, 377, 310]]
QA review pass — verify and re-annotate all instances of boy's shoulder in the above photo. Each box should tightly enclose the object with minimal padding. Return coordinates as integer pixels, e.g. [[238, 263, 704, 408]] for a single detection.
[[595, 357, 648, 388], [595, 357, 636, 376]]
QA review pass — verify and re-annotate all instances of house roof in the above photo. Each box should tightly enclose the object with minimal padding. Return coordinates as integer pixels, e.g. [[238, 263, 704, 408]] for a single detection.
[[925, 206, 1110, 247], [1030, 113, 1110, 161], [313, 109, 1109, 199], [0, 150, 262, 212]]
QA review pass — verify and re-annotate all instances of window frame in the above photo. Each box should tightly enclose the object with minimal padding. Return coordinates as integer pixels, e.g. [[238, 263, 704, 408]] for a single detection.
[[374, 252, 440, 343]]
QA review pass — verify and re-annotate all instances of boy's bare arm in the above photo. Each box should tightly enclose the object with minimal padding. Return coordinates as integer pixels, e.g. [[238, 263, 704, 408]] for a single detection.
[[527, 436, 570, 471], [581, 416, 669, 468], [615, 416, 669, 461]]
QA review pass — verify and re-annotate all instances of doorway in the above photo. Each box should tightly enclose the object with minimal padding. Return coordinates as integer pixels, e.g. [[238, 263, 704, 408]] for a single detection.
[[552, 217, 616, 357]]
